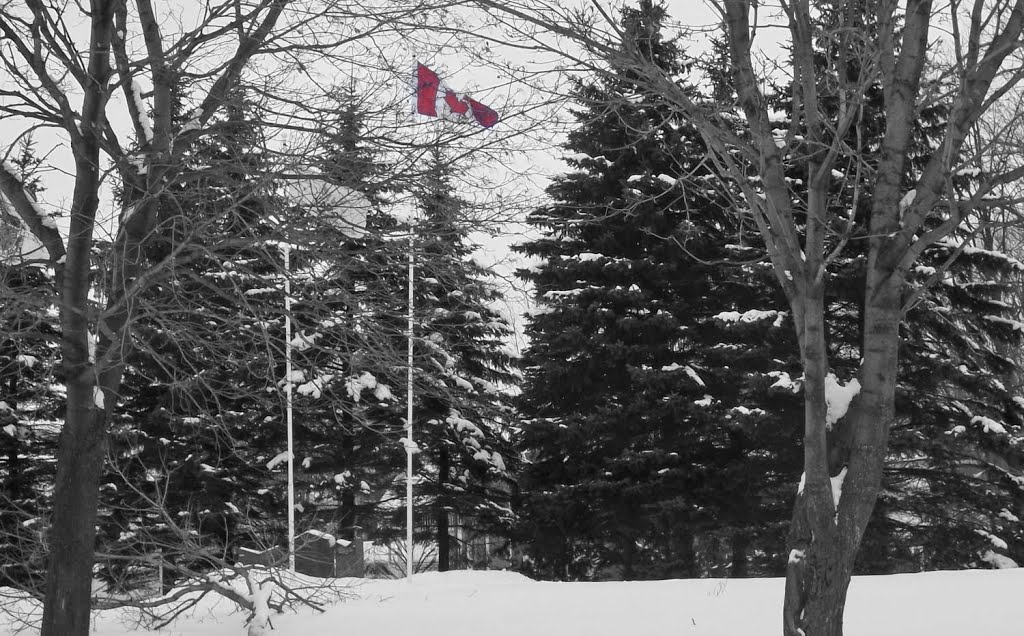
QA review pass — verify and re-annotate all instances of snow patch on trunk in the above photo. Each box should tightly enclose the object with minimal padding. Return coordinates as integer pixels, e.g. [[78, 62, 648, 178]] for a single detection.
[[824, 373, 860, 429], [831, 467, 848, 511], [130, 80, 154, 142], [899, 189, 917, 211], [247, 579, 272, 636]]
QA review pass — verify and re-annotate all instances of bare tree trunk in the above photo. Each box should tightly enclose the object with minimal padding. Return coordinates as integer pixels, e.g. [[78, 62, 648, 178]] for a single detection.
[[783, 497, 854, 636], [621, 534, 635, 580], [801, 545, 852, 636], [338, 433, 356, 542], [675, 526, 696, 578], [42, 246, 109, 635], [39, 398, 105, 635], [39, 1, 113, 628], [784, 268, 901, 636], [729, 531, 749, 578], [41, 238, 112, 636]]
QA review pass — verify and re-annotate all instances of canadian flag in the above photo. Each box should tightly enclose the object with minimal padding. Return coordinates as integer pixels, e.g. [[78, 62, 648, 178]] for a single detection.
[[415, 63, 499, 129]]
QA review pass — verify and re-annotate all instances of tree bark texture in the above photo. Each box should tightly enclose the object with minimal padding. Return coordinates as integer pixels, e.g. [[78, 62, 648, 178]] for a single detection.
[[782, 269, 903, 636], [39, 394, 106, 635], [39, 0, 114, 630]]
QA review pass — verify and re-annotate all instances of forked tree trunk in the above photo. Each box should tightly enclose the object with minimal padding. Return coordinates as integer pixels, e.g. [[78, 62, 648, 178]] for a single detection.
[[784, 495, 854, 636], [36, 2, 114, 631], [799, 544, 852, 636], [783, 273, 902, 636]]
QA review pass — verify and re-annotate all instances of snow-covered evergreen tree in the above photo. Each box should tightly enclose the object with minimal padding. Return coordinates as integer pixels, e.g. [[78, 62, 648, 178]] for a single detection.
[[517, 0, 1024, 579], [0, 144, 62, 591], [515, 0, 802, 580], [101, 86, 290, 586], [402, 148, 518, 570], [277, 89, 407, 543], [0, 291, 60, 593]]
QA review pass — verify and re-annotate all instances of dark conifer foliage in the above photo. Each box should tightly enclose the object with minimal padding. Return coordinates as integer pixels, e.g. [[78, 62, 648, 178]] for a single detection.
[[100, 82, 520, 581], [0, 138, 63, 593], [99, 87, 290, 587], [0, 233, 61, 592], [517, 0, 1024, 580], [515, 0, 802, 580], [275, 89, 414, 546], [368, 147, 519, 570]]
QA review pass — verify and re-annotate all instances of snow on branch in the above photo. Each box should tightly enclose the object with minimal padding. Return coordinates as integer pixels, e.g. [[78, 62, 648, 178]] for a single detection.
[[982, 315, 1024, 333], [935, 239, 1024, 271], [713, 309, 786, 328], [0, 160, 64, 262], [971, 415, 1008, 435]]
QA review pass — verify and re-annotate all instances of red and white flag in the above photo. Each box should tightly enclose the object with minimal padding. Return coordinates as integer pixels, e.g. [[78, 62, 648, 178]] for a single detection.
[[415, 63, 499, 129]]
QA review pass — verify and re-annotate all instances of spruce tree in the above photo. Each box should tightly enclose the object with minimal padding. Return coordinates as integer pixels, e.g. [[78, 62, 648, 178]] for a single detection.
[[100, 86, 289, 587], [99, 83, 426, 591], [404, 148, 518, 570], [0, 142, 62, 592], [516, 0, 802, 580], [282, 88, 407, 545], [342, 143, 519, 571], [517, 0, 1024, 580]]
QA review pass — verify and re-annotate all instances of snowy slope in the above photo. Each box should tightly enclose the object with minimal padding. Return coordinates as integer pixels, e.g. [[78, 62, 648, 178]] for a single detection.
[[3, 568, 1021, 636]]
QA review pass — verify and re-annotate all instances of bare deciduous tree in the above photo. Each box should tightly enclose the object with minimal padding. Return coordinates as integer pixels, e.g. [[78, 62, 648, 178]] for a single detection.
[[0, 3, 295, 632], [0, 2, 454, 633], [467, 1, 1024, 634], [2, 2, 546, 633]]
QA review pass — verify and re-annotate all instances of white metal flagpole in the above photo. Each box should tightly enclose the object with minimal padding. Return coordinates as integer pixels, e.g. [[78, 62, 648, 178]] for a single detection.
[[285, 243, 296, 572], [406, 227, 415, 579], [405, 59, 421, 583]]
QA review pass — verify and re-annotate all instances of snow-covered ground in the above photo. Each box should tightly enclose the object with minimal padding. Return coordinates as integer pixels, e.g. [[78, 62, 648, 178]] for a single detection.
[[3, 568, 1021, 635]]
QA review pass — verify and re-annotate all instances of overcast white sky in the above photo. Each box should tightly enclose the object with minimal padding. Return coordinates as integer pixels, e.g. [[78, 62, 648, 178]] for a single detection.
[[1, 0, 793, 351]]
